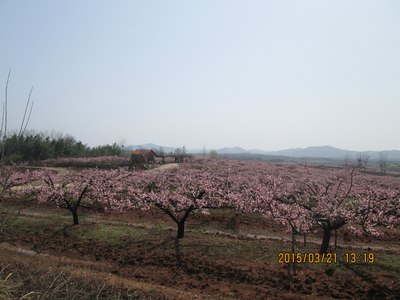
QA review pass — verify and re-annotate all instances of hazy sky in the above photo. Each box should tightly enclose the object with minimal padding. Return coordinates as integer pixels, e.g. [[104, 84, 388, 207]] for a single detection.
[[1, 0, 399, 151]]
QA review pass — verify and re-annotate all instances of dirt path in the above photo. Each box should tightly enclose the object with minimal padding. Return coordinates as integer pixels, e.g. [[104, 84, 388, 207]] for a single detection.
[[153, 163, 179, 171]]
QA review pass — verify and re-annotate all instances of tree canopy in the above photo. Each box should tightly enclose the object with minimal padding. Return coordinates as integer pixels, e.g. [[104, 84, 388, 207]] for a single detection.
[[1, 132, 123, 163]]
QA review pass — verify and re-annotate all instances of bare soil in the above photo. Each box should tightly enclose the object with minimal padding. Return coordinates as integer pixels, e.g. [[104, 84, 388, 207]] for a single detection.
[[1, 204, 400, 299]]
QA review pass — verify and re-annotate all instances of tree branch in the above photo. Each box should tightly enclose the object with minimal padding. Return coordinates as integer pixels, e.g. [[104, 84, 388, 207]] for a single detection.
[[18, 86, 33, 137], [74, 183, 90, 210], [155, 203, 179, 224]]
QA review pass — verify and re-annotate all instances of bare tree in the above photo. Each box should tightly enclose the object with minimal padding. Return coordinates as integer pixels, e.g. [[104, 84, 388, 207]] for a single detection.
[[1, 69, 34, 165], [361, 152, 370, 171], [343, 154, 352, 168], [356, 152, 370, 171], [379, 152, 388, 174], [174, 147, 187, 163], [0, 69, 34, 236], [202, 147, 207, 157]]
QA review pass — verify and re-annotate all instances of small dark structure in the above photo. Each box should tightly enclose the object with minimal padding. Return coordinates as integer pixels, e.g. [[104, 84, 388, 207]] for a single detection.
[[129, 149, 156, 170], [174, 154, 190, 163]]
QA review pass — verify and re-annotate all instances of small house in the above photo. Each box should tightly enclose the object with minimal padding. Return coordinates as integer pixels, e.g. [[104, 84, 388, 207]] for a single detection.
[[129, 149, 156, 170]]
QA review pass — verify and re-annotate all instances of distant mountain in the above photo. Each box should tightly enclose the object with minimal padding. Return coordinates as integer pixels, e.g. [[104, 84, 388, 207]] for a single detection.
[[217, 147, 248, 154], [273, 146, 352, 159], [248, 149, 271, 155], [125, 144, 400, 161], [272, 146, 400, 161]]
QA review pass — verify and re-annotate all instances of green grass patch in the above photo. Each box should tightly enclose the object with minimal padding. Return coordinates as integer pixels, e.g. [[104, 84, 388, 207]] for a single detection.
[[10, 215, 70, 235], [71, 223, 154, 244], [174, 232, 279, 264], [373, 252, 400, 275]]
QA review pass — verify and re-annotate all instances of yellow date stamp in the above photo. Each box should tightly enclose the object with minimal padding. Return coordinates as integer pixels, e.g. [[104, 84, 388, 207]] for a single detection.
[[278, 252, 376, 264], [278, 252, 337, 264]]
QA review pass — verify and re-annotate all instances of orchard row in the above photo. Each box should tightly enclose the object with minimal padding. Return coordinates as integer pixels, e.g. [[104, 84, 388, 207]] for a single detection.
[[3, 158, 400, 254]]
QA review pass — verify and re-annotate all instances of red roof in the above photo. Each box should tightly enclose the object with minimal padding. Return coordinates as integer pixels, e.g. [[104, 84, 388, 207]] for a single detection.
[[131, 149, 156, 155]]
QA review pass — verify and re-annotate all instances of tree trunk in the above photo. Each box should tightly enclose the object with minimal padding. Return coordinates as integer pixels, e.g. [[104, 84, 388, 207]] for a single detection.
[[177, 221, 185, 239], [175, 238, 182, 266], [72, 209, 79, 225], [291, 227, 296, 275], [319, 228, 332, 254], [291, 228, 296, 253], [334, 229, 337, 250], [176, 206, 195, 239]]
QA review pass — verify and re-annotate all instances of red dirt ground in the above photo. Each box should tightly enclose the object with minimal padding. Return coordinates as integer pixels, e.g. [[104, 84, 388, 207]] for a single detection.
[[2, 205, 400, 299]]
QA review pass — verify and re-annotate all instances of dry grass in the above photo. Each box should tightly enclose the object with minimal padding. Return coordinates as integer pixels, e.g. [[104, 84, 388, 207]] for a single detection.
[[0, 267, 21, 300], [0, 244, 198, 299], [0, 251, 143, 299]]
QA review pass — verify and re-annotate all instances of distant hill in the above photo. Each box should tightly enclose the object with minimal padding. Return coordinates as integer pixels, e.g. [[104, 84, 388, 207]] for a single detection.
[[249, 146, 400, 161], [273, 146, 353, 159], [126, 144, 400, 161], [218, 147, 248, 154], [271, 146, 400, 161]]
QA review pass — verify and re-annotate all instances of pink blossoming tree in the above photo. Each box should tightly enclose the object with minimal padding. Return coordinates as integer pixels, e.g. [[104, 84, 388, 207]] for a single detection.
[[136, 165, 232, 239], [32, 168, 132, 225]]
